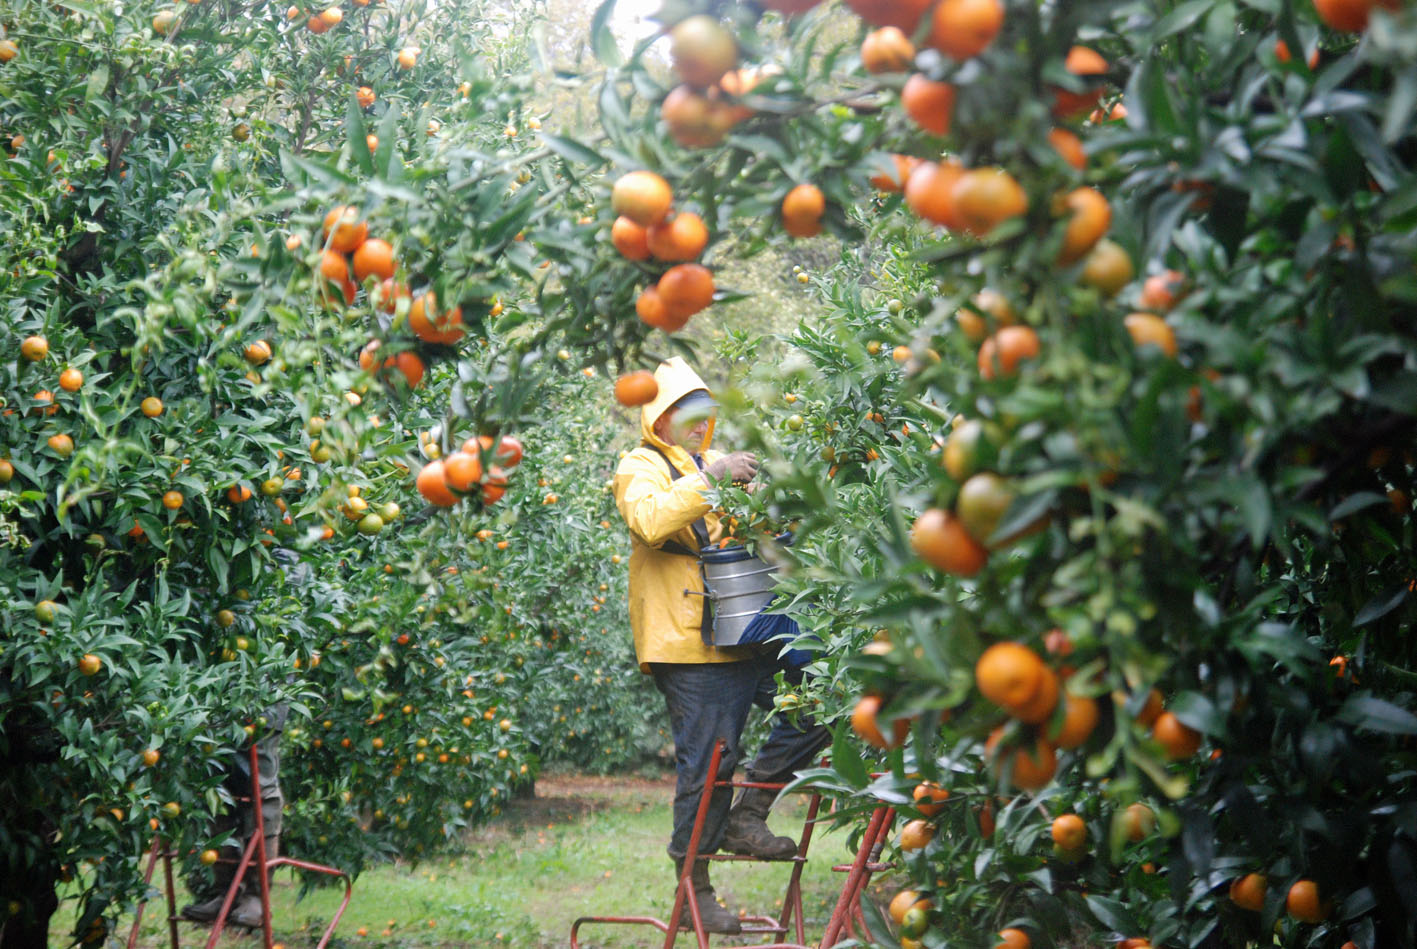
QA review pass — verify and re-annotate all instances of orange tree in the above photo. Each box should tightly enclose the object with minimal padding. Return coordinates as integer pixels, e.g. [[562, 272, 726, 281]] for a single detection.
[[0, 0, 667, 941], [571, 0, 1417, 946]]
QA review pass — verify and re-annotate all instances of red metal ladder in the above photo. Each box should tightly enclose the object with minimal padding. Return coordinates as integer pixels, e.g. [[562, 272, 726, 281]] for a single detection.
[[570, 738, 896, 949], [126, 743, 354, 949]]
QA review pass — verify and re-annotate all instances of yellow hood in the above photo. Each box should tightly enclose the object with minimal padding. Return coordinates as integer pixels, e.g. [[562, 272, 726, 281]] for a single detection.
[[641, 356, 716, 466]]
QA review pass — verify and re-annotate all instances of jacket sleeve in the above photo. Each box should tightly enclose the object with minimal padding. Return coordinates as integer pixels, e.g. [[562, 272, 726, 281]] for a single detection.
[[614, 453, 713, 548]]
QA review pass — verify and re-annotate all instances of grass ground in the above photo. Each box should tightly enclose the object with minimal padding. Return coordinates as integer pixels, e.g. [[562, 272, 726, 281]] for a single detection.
[[114, 771, 886, 949]]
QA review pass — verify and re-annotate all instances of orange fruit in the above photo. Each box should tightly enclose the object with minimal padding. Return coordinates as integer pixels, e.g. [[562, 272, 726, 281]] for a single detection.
[[978, 800, 995, 836], [899, 818, 935, 851], [142, 748, 161, 767], [481, 466, 509, 505], [48, 433, 75, 456], [141, 397, 164, 417], [227, 484, 252, 503], [1080, 239, 1134, 297], [244, 340, 272, 364], [318, 5, 341, 24], [657, 263, 715, 320], [995, 928, 1029, 949], [396, 46, 417, 69], [1123, 313, 1177, 357], [1122, 802, 1154, 841], [356, 86, 375, 108], [78, 653, 102, 676], [978, 325, 1040, 380], [1053, 46, 1107, 117], [1051, 813, 1086, 850], [416, 460, 459, 507], [888, 889, 930, 925], [323, 206, 367, 253], [868, 153, 922, 192], [1286, 879, 1325, 923], [0, 39, 17, 62], [22, 335, 49, 361], [661, 85, 734, 148], [1055, 186, 1111, 265], [1152, 711, 1201, 759], [614, 370, 659, 406], [442, 451, 483, 494], [911, 782, 950, 816], [162, 490, 183, 510], [636, 287, 683, 331], [951, 167, 1028, 237], [669, 15, 737, 88], [59, 368, 83, 392], [1047, 128, 1086, 170], [985, 730, 1056, 790], [611, 216, 651, 260], [1229, 873, 1267, 912], [1137, 270, 1186, 311], [900, 74, 955, 136], [1315, 0, 1398, 31], [382, 351, 425, 389], [861, 26, 915, 73], [1132, 688, 1165, 728], [366, 133, 379, 152], [904, 160, 966, 228], [975, 642, 1047, 711], [31, 390, 57, 417], [358, 339, 382, 371], [781, 184, 826, 238], [911, 507, 987, 576], [646, 211, 709, 260], [1013, 666, 1060, 724], [1050, 693, 1099, 749], [844, 0, 932, 30], [352, 238, 395, 283], [955, 288, 1015, 342], [374, 278, 411, 314], [611, 171, 673, 227], [926, 0, 1004, 61], [1274, 40, 1321, 69], [850, 694, 910, 749], [408, 293, 465, 345]]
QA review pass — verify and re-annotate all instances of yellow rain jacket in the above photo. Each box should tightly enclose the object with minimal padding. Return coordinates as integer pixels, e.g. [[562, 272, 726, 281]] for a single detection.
[[614, 357, 746, 672]]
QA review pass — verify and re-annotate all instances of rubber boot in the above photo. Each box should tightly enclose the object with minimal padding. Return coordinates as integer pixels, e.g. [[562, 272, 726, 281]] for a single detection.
[[722, 787, 798, 859], [180, 846, 240, 923], [673, 859, 741, 934]]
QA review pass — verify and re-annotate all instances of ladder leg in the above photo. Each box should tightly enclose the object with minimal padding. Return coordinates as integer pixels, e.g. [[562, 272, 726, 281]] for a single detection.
[[162, 845, 180, 949], [249, 744, 274, 949], [664, 738, 723, 949]]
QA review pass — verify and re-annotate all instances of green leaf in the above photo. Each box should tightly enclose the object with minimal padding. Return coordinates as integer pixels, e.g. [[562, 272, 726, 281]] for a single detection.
[[1168, 692, 1223, 736], [1086, 895, 1141, 934], [1337, 695, 1417, 735], [347, 95, 372, 177], [540, 133, 606, 169], [589, 0, 624, 68], [830, 721, 869, 788], [1330, 491, 1391, 520]]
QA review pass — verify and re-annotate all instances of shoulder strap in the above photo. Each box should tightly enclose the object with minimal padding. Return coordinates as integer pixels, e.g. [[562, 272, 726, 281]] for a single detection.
[[646, 445, 711, 555]]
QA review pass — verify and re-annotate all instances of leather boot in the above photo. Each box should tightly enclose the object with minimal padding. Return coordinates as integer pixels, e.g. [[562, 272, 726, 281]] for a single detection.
[[673, 859, 741, 934], [723, 787, 798, 859]]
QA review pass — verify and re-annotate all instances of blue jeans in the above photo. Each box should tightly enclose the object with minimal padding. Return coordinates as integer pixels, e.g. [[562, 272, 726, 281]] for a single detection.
[[651, 652, 830, 860]]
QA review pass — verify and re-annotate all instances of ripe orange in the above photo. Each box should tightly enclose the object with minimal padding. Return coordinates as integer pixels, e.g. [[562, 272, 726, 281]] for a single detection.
[[781, 184, 826, 238], [868, 153, 922, 193], [954, 288, 1015, 342], [1122, 802, 1154, 841], [978, 800, 995, 836], [611, 216, 651, 260], [1080, 239, 1134, 297], [911, 507, 988, 576], [0, 39, 17, 62], [396, 46, 417, 69], [323, 206, 367, 253], [975, 642, 1047, 711], [646, 211, 709, 260], [657, 263, 715, 319], [1286, 879, 1325, 923], [442, 451, 483, 494], [227, 484, 252, 503], [995, 928, 1029, 949], [1055, 186, 1111, 265], [78, 653, 102, 676], [1051, 693, 1099, 749], [375, 278, 411, 314], [245, 340, 272, 364], [985, 729, 1056, 790], [952, 167, 1027, 237], [59, 367, 83, 392], [1051, 813, 1086, 850], [912, 782, 950, 816], [636, 287, 682, 331], [1013, 666, 1059, 724], [416, 460, 459, 507], [888, 889, 930, 925], [352, 238, 395, 283], [1123, 312, 1177, 357], [141, 748, 161, 767], [1152, 711, 1201, 759], [850, 694, 910, 749], [900, 74, 955, 137], [162, 490, 184, 510], [861, 26, 915, 73], [1229, 873, 1267, 912], [481, 466, 509, 504], [1137, 270, 1186, 311], [366, 133, 379, 152], [899, 818, 935, 851], [845, 0, 931, 30], [318, 5, 341, 25], [1053, 46, 1108, 117], [382, 351, 425, 389], [927, 0, 1004, 61], [408, 293, 465, 345], [904, 160, 966, 228], [669, 15, 737, 88], [31, 390, 57, 418], [614, 370, 659, 407], [1315, 0, 1398, 32], [141, 396, 164, 417], [356, 86, 375, 108], [1274, 40, 1320, 69], [978, 325, 1040, 380], [47, 433, 74, 456], [21, 335, 48, 361], [611, 171, 673, 227], [661, 85, 733, 148], [1047, 128, 1086, 170]]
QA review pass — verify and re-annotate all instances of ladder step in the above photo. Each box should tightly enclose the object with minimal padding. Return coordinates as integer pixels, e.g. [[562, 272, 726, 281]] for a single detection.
[[698, 853, 806, 863], [830, 862, 893, 872]]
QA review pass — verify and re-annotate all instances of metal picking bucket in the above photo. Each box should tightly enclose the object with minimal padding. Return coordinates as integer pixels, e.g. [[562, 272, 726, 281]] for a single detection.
[[697, 533, 793, 647]]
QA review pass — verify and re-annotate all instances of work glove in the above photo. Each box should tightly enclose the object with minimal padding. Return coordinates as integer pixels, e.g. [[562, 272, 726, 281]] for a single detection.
[[704, 451, 759, 484]]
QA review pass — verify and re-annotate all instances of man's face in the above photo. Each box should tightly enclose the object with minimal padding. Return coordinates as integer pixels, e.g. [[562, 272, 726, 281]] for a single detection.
[[663, 406, 714, 451]]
